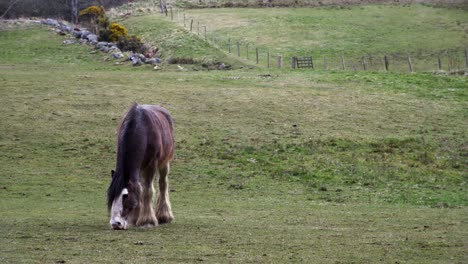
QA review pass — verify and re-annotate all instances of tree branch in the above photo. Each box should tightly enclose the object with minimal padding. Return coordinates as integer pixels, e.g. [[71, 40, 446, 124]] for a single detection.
[[1, 0, 20, 19]]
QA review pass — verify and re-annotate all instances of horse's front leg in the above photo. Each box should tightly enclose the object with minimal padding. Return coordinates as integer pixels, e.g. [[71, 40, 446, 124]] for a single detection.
[[156, 162, 174, 224], [136, 166, 158, 227]]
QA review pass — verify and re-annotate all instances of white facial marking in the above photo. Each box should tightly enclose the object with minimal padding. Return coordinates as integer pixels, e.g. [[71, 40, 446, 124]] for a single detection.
[[110, 188, 128, 230]]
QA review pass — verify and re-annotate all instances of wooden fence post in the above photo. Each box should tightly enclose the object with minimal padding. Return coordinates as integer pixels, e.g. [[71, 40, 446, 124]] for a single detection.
[[267, 50, 270, 68], [204, 26, 207, 40], [311, 56, 314, 69], [278, 55, 283, 69], [197, 21, 200, 35], [237, 42, 240, 57], [341, 55, 346, 70], [190, 19, 193, 32], [228, 39, 231, 53], [438, 56, 442, 70], [183, 13, 186, 27], [212, 32, 214, 46], [361, 56, 367, 71], [384, 55, 389, 71], [407, 55, 414, 73], [246, 44, 249, 59], [170, 7, 173, 20], [465, 48, 468, 68], [256, 48, 259, 64], [292, 57, 297, 69]]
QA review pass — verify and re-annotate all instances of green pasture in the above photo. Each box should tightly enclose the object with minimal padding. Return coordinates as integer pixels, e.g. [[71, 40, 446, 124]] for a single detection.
[[116, 4, 468, 70], [0, 23, 467, 263]]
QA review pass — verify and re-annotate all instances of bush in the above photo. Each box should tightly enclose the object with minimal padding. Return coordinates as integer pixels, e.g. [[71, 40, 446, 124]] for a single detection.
[[167, 57, 195, 64], [79, 5, 146, 54], [98, 22, 128, 43], [116, 35, 147, 54], [109, 23, 128, 42], [79, 6, 108, 34], [78, 5, 105, 18]]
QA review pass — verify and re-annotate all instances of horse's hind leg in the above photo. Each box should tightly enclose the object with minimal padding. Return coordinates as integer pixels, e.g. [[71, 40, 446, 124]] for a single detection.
[[136, 165, 158, 227], [156, 162, 174, 224]]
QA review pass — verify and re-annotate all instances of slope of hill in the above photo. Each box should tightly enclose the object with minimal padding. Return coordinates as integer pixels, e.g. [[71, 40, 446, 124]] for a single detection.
[[110, 4, 468, 71]]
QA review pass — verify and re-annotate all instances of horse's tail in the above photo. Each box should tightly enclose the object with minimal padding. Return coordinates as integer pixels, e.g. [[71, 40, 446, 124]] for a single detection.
[[126, 102, 139, 120], [108, 102, 140, 211], [117, 102, 139, 134]]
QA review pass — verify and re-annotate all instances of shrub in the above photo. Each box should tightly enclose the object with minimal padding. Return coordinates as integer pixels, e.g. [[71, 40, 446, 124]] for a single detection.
[[109, 23, 128, 42], [98, 21, 129, 43], [79, 5, 105, 18], [168, 57, 195, 64], [79, 5, 146, 54], [116, 35, 146, 54], [79, 6, 108, 34]]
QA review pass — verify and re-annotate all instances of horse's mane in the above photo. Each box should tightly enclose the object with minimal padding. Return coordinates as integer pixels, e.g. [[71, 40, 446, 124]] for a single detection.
[[107, 102, 139, 211]]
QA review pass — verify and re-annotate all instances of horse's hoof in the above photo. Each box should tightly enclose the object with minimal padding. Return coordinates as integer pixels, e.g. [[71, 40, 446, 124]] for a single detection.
[[141, 223, 157, 228], [156, 215, 174, 224], [136, 217, 158, 228]]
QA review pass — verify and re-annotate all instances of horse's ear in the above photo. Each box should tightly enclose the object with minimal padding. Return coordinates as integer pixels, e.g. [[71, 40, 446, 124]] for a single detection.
[[111, 170, 115, 178]]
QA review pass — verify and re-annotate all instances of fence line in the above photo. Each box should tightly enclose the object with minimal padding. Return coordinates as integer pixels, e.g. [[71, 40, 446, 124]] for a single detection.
[[159, 6, 468, 73]]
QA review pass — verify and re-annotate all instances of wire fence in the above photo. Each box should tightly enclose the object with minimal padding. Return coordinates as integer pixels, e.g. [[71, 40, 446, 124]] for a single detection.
[[157, 4, 468, 73]]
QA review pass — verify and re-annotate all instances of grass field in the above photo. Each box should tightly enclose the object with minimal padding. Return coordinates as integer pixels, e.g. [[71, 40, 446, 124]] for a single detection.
[[0, 21, 467, 263], [114, 4, 468, 70]]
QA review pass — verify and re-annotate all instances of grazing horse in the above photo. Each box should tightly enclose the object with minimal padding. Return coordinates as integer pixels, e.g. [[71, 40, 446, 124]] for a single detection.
[[107, 103, 175, 230]]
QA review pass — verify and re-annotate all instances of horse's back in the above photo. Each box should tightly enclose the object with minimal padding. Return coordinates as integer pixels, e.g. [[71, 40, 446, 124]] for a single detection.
[[138, 104, 175, 166]]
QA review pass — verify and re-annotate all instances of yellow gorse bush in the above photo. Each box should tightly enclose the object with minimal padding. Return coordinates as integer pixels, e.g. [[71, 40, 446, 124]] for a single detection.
[[110, 23, 128, 42], [78, 5, 105, 18]]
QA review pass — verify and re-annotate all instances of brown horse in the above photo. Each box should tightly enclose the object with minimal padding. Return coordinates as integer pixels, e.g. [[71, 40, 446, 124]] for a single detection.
[[107, 103, 175, 230]]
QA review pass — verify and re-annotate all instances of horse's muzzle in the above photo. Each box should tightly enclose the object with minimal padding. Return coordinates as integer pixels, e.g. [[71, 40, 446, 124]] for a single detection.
[[111, 220, 127, 230]]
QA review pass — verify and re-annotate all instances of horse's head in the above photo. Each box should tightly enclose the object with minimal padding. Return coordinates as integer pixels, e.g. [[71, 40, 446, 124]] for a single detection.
[[109, 170, 140, 230]]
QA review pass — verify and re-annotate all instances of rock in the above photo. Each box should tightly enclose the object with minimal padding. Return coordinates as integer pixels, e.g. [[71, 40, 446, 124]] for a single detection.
[[108, 46, 121, 53], [144, 58, 156, 64], [60, 24, 72, 32], [99, 46, 110, 53], [86, 34, 98, 44], [80, 30, 91, 39], [63, 39, 74, 45], [130, 54, 143, 66], [72, 30, 82, 38], [113, 53, 124, 59], [96, 42, 109, 48], [43, 18, 59, 27], [145, 58, 161, 65]]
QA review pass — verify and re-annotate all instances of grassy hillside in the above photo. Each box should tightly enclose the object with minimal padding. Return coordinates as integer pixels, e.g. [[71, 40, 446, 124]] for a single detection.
[[110, 4, 468, 70], [111, 14, 253, 69], [0, 26, 467, 263], [123, 0, 468, 9], [181, 5, 468, 54]]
